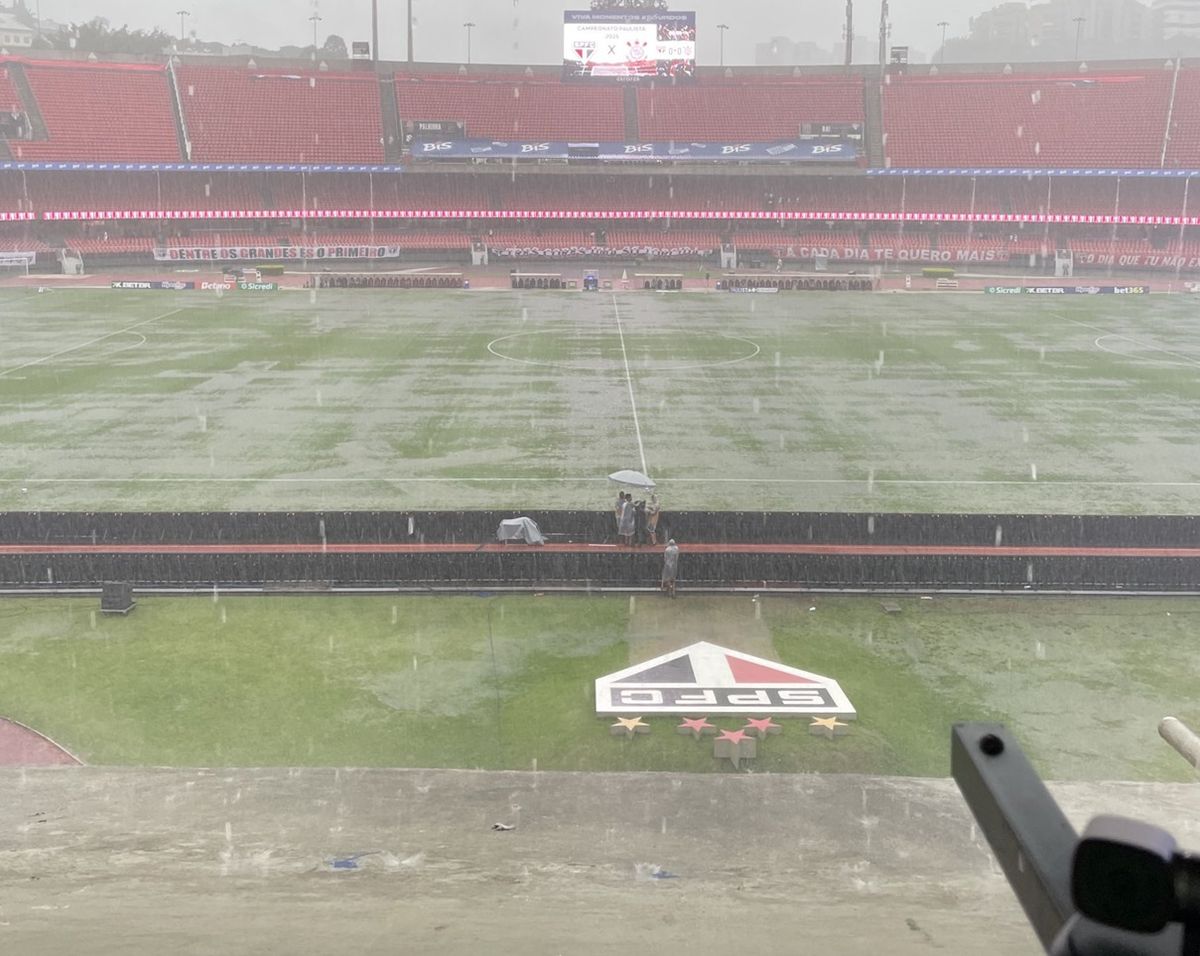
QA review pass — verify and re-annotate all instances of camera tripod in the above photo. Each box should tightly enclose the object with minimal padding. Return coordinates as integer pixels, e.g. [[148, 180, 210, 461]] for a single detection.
[[953, 723, 1200, 956]]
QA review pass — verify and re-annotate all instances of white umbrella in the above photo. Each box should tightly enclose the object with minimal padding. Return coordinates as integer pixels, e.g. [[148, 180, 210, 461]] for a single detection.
[[608, 469, 656, 490]]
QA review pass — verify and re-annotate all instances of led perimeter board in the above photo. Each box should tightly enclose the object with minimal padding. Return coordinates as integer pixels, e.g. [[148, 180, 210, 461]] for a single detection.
[[562, 9, 696, 82]]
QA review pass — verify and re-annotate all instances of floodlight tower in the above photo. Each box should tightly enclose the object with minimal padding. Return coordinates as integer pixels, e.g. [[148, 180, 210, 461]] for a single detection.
[[309, 12, 322, 60], [878, 0, 890, 74], [372, 0, 378, 61], [407, 0, 414, 63]]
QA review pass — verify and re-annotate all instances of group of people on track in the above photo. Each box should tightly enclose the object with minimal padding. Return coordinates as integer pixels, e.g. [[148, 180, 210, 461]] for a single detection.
[[614, 491, 679, 597]]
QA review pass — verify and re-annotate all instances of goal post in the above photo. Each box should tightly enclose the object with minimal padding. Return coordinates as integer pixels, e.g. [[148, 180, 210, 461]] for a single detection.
[[0, 250, 34, 277]]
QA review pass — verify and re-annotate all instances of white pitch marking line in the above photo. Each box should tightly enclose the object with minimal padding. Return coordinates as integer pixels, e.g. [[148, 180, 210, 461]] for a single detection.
[[1093, 334, 1200, 368], [611, 293, 648, 475], [8, 477, 1200, 488], [486, 329, 761, 373], [0, 307, 185, 379], [1066, 316, 1200, 370]]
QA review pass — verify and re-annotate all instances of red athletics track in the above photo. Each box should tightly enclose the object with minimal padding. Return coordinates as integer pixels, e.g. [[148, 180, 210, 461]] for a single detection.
[[1, 542, 1199, 558], [0, 717, 82, 767]]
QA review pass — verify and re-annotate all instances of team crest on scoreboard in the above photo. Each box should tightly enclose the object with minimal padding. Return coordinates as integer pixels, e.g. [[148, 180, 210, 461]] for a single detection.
[[595, 641, 856, 719]]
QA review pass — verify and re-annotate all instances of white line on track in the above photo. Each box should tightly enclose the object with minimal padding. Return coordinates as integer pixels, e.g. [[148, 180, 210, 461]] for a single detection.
[[7, 477, 1200, 488], [0, 307, 184, 379], [611, 293, 648, 475]]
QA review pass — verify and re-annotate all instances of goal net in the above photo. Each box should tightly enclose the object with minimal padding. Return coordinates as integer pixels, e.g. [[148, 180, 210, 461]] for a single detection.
[[0, 251, 34, 277]]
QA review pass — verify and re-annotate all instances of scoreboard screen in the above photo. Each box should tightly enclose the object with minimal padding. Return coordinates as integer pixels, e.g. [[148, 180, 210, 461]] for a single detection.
[[562, 9, 695, 82]]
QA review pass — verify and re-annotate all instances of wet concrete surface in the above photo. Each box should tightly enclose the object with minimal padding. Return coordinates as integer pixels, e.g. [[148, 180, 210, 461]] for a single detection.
[[4, 767, 1198, 954]]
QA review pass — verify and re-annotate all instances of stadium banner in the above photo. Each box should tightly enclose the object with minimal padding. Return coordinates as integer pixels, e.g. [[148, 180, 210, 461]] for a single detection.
[[238, 281, 279, 291], [0, 212, 34, 221], [985, 284, 1150, 294], [562, 9, 695, 82], [1018, 285, 1151, 294], [405, 120, 466, 141], [870, 167, 1200, 178], [745, 244, 1013, 264], [0, 162, 403, 173], [1071, 252, 1200, 270], [153, 246, 402, 262], [489, 243, 714, 259], [412, 138, 855, 162], [36, 209, 1200, 226], [110, 280, 196, 290]]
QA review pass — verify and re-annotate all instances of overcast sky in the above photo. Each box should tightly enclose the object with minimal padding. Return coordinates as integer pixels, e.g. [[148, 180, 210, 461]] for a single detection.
[[34, 1, 1001, 63]]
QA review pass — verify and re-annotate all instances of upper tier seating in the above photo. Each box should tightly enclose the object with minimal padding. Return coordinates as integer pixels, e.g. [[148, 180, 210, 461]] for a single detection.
[[637, 76, 863, 141], [883, 71, 1173, 168], [5, 60, 180, 162], [394, 75, 625, 140], [178, 66, 384, 163]]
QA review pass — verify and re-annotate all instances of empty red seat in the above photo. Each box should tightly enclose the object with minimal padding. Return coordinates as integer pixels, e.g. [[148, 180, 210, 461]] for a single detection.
[[178, 66, 384, 163], [884, 71, 1172, 168], [8, 59, 179, 162], [394, 75, 624, 141], [638, 76, 863, 141]]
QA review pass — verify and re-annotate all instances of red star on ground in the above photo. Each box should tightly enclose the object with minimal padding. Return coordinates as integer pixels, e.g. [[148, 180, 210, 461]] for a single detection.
[[744, 717, 781, 735], [716, 729, 750, 744], [678, 717, 714, 734]]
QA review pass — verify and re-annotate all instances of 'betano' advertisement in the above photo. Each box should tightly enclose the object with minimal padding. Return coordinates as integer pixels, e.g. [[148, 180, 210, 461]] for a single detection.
[[563, 9, 695, 81]]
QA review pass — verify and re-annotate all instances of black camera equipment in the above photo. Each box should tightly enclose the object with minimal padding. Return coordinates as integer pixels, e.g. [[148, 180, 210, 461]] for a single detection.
[[952, 723, 1200, 956]]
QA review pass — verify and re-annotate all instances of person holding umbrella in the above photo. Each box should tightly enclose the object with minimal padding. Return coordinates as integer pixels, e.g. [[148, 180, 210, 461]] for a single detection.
[[661, 539, 679, 598], [608, 470, 655, 546]]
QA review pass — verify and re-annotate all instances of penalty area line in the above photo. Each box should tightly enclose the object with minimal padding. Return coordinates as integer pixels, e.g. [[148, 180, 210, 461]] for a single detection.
[[0, 307, 186, 379]]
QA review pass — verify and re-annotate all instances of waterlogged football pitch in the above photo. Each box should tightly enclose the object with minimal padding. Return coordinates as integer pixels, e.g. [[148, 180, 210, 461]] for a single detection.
[[2, 592, 1198, 781], [3, 286, 1200, 513]]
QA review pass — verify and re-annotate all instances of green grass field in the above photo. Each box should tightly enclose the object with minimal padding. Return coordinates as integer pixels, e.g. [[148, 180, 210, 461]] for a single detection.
[[3, 286, 1200, 513], [1, 592, 1197, 781]]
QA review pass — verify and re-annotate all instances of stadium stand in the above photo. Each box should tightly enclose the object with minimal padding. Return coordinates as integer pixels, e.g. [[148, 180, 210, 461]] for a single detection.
[[177, 66, 385, 163], [0, 170, 27, 212], [394, 74, 625, 140], [11, 169, 1200, 226], [882, 70, 1173, 168], [637, 75, 863, 141], [1, 56, 1200, 275], [5, 59, 180, 162], [23, 171, 263, 213]]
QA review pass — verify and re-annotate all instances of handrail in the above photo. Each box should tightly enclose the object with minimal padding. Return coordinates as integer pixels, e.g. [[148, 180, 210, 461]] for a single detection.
[[1161, 57, 1181, 168]]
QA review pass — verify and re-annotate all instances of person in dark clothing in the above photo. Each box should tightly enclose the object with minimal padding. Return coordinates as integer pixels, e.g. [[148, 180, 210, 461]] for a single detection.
[[633, 498, 647, 546]]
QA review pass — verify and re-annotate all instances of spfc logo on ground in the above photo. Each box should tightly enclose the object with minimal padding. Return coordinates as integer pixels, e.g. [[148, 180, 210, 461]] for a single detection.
[[595, 642, 856, 719]]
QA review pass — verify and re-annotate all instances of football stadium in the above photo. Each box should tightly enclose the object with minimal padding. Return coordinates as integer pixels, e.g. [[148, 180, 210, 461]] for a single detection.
[[5, 0, 1200, 952]]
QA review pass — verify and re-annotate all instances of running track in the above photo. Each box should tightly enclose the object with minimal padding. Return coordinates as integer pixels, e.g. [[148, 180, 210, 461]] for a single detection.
[[1, 542, 1198, 558]]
